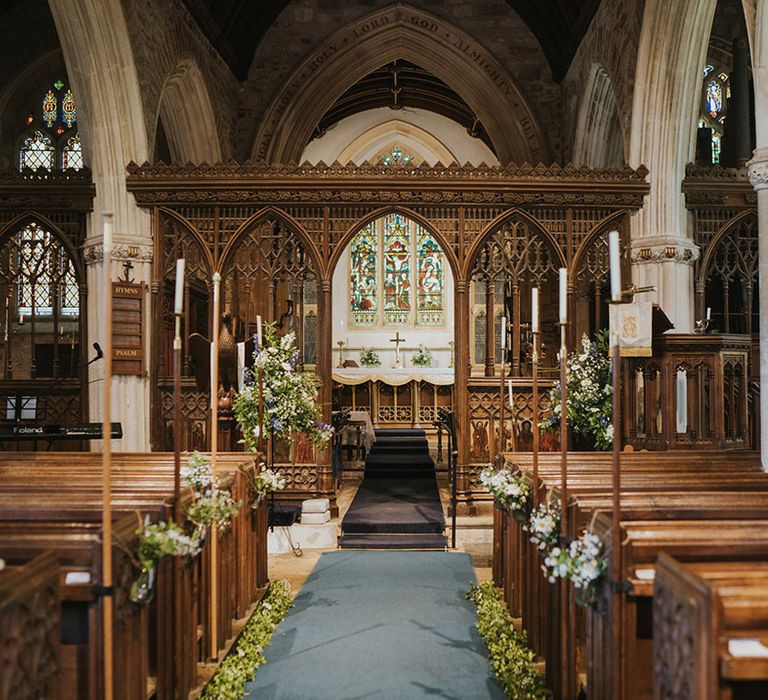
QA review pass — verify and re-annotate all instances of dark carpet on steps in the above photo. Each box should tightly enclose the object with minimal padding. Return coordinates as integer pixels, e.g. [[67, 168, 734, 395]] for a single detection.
[[243, 551, 505, 700]]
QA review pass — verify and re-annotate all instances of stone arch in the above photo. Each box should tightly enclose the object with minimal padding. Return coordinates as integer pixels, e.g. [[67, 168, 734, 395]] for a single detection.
[[331, 206, 460, 283], [465, 209, 566, 279], [156, 58, 222, 164], [572, 64, 625, 167], [251, 5, 549, 165]]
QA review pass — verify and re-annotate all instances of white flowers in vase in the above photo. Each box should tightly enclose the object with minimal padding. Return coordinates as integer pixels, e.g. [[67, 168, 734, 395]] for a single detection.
[[411, 344, 433, 367]]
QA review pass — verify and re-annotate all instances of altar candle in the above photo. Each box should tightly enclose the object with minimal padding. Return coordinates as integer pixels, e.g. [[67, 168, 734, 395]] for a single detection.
[[19, 312, 23, 325], [531, 287, 539, 333], [559, 268, 568, 323], [500, 316, 506, 350], [174, 258, 185, 314], [256, 315, 263, 346], [609, 230, 621, 302], [706, 306, 711, 321], [508, 378, 513, 407], [103, 212, 113, 255]]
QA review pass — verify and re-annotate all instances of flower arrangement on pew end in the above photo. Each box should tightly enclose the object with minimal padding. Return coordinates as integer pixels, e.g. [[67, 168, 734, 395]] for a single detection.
[[540, 330, 613, 451], [467, 581, 549, 700], [129, 452, 241, 605], [411, 343, 433, 367], [359, 347, 381, 367], [233, 324, 333, 454], [250, 463, 286, 508], [479, 465, 529, 520], [480, 464, 606, 607]]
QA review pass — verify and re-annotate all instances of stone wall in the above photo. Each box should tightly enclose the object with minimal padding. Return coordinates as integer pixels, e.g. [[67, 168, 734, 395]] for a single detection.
[[561, 0, 644, 164], [120, 0, 240, 160], [237, 0, 562, 163]]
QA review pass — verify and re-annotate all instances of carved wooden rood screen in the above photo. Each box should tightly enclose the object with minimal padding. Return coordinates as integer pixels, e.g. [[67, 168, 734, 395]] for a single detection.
[[126, 161, 649, 508]]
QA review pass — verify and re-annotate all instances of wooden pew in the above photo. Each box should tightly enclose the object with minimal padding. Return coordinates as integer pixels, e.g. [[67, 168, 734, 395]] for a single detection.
[[653, 554, 768, 700], [0, 551, 60, 700]]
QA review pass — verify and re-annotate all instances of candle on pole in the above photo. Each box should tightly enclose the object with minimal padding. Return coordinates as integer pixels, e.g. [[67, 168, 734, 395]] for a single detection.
[[558, 269, 569, 533], [706, 306, 711, 321], [498, 316, 506, 459], [256, 315, 264, 452], [531, 286, 540, 506], [101, 212, 114, 700], [173, 259, 185, 523], [209, 271, 221, 658], [500, 316, 507, 350], [609, 230, 622, 302], [256, 314, 263, 347], [559, 268, 568, 324]]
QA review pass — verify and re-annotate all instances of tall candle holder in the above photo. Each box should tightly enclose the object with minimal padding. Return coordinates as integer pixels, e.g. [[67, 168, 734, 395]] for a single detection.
[[336, 340, 346, 368]]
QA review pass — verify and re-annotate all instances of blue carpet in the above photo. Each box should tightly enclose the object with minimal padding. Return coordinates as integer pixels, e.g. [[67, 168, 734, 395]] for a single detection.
[[244, 551, 504, 700]]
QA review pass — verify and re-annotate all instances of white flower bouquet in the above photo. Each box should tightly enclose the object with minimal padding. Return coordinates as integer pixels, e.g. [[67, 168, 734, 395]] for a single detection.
[[479, 465, 530, 515], [359, 347, 381, 367], [525, 501, 561, 552], [541, 529, 606, 606], [251, 466, 286, 508], [411, 344, 433, 367]]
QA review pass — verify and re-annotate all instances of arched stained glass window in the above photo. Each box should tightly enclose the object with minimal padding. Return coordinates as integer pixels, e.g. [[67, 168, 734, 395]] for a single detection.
[[349, 214, 445, 328], [20, 131, 54, 171], [706, 80, 722, 117], [18, 79, 83, 172], [62, 134, 83, 170], [15, 223, 79, 317], [350, 225, 378, 327]]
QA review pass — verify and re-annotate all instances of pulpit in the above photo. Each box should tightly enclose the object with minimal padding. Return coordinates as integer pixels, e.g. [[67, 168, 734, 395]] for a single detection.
[[624, 333, 752, 450]]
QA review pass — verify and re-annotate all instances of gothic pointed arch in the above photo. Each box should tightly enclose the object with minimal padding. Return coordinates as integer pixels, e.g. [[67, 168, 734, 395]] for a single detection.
[[573, 64, 625, 167], [156, 58, 222, 164], [250, 5, 549, 165]]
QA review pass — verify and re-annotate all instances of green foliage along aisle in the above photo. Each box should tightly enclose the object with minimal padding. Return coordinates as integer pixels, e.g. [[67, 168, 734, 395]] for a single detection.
[[467, 582, 550, 700], [201, 580, 293, 699]]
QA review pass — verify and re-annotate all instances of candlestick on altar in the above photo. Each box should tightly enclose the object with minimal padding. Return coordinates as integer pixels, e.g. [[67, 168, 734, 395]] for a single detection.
[[336, 340, 346, 368], [209, 271, 221, 658], [532, 286, 540, 507], [101, 212, 114, 700], [173, 259, 185, 524]]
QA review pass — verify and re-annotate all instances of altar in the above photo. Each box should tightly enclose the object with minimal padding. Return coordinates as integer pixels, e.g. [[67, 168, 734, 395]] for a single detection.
[[332, 368, 454, 428]]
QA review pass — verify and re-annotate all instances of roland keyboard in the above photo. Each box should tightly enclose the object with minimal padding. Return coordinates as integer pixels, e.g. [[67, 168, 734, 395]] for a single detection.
[[0, 423, 123, 442]]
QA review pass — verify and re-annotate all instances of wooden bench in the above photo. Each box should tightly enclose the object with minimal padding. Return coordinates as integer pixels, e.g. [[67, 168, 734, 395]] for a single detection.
[[653, 554, 768, 700]]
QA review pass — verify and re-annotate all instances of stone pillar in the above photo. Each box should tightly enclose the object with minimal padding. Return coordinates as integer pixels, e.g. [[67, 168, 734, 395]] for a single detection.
[[748, 151, 768, 468], [630, 238, 699, 331], [732, 38, 754, 167]]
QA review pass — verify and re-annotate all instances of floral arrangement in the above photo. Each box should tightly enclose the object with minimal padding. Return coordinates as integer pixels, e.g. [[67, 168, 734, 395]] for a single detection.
[[479, 465, 529, 514], [136, 515, 201, 571], [182, 452, 242, 530], [541, 330, 613, 450], [201, 579, 293, 699], [250, 465, 286, 508], [542, 530, 606, 604], [467, 581, 548, 699], [525, 501, 560, 552], [359, 347, 381, 367], [233, 323, 333, 452], [410, 344, 433, 367]]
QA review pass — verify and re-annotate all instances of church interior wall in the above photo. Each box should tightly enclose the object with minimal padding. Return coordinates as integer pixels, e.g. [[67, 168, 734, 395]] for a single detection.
[[238, 0, 561, 163]]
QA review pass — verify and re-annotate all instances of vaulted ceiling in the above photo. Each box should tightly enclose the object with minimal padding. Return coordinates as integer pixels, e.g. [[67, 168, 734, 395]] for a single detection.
[[182, 0, 604, 82]]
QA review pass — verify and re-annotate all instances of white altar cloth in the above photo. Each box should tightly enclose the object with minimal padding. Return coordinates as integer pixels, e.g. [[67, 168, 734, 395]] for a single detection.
[[332, 367, 454, 386]]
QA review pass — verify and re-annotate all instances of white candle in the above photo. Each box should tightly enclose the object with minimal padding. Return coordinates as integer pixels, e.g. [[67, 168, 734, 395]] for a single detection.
[[609, 230, 621, 301], [19, 312, 23, 325], [174, 258, 185, 314], [706, 306, 711, 321], [102, 212, 113, 255], [500, 316, 506, 350], [508, 378, 513, 407], [559, 268, 568, 323], [531, 287, 539, 333], [256, 315, 263, 346]]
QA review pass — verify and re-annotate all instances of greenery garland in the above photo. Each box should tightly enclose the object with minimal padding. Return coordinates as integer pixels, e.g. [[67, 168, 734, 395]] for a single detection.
[[201, 579, 293, 699], [467, 581, 549, 699]]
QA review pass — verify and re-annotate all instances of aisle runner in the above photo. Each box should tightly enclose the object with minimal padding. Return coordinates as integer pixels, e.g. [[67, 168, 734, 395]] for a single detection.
[[244, 551, 504, 699]]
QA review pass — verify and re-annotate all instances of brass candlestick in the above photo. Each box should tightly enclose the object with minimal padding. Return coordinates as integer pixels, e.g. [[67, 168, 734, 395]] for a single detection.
[[336, 340, 345, 368]]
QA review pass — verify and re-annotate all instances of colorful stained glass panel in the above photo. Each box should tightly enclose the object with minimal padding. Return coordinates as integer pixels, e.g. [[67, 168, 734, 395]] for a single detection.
[[61, 89, 76, 128], [350, 225, 378, 327], [20, 131, 53, 171], [383, 214, 411, 325], [706, 80, 722, 117], [62, 134, 83, 170], [416, 226, 444, 325], [42, 89, 56, 127]]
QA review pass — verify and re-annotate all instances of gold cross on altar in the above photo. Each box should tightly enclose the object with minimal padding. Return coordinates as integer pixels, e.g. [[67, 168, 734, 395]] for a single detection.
[[390, 331, 405, 368]]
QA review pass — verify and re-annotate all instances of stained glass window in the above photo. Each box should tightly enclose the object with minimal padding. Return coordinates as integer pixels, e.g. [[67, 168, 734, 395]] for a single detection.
[[706, 80, 722, 117], [712, 132, 721, 164], [62, 134, 83, 170], [416, 227, 444, 325], [380, 145, 414, 167], [383, 214, 411, 326], [350, 225, 378, 326], [18, 80, 82, 172], [20, 131, 54, 170], [16, 223, 79, 317], [349, 214, 445, 328], [703, 64, 715, 77]]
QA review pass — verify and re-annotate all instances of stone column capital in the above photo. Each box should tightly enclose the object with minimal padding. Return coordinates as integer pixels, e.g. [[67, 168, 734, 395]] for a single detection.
[[629, 237, 699, 266], [83, 237, 153, 265], [747, 148, 768, 189]]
